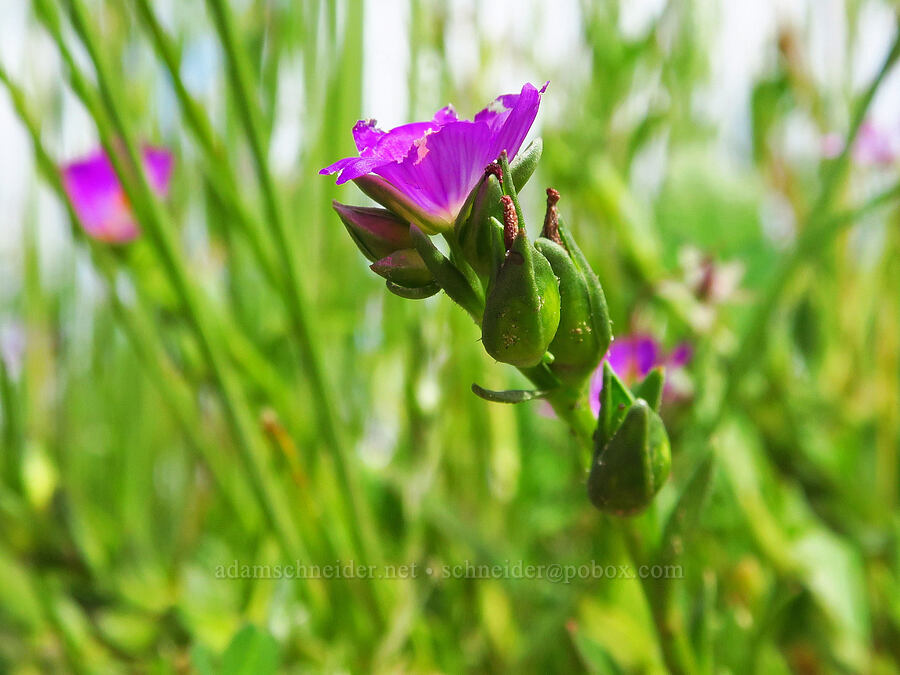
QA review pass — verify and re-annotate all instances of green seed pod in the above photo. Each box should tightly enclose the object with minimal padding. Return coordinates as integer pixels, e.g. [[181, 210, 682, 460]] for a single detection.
[[481, 198, 561, 367], [534, 237, 602, 382], [533, 189, 611, 383], [370, 248, 434, 288], [587, 398, 672, 516], [558, 215, 612, 357], [332, 201, 413, 262]]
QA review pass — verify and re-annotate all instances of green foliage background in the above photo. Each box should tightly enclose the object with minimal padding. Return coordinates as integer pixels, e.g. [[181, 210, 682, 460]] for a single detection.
[[1, 0, 899, 672]]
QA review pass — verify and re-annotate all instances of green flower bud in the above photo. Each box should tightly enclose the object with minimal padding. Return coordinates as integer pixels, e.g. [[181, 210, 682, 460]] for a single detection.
[[481, 197, 561, 367], [459, 170, 504, 278], [332, 201, 412, 262], [370, 248, 434, 288], [587, 397, 672, 516], [534, 189, 612, 383]]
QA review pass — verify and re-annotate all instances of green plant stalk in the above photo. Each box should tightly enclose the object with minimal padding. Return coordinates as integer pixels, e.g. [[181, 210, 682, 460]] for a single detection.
[[621, 522, 697, 675], [130, 0, 284, 299], [0, 62, 266, 533], [710, 27, 900, 437], [129, 0, 320, 435], [649, 27, 900, 673], [55, 0, 305, 560], [0, 343, 23, 494], [447, 262, 687, 671], [203, 0, 382, 568]]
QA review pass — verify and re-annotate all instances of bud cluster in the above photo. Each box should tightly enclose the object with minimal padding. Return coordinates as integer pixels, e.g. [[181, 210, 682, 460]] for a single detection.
[[328, 138, 671, 515]]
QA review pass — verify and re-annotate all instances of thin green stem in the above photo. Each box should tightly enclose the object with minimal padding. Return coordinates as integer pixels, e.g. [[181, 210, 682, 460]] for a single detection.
[[709, 28, 900, 438], [203, 0, 381, 567], [130, 0, 283, 297], [54, 0, 305, 559], [0, 59, 263, 533], [621, 521, 696, 675]]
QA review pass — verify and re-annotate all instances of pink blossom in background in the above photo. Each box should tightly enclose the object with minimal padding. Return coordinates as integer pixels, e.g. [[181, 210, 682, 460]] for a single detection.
[[821, 119, 899, 167], [588, 335, 692, 417], [321, 82, 548, 231], [61, 146, 174, 243], [0, 320, 25, 381]]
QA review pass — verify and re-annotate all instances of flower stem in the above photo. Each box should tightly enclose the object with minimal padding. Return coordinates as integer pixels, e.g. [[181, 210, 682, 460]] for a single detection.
[[55, 0, 305, 560], [203, 0, 382, 568]]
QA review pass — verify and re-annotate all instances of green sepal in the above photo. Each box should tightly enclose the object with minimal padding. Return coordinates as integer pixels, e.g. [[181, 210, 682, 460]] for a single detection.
[[481, 229, 561, 368], [587, 398, 672, 516], [459, 173, 504, 278], [370, 249, 434, 287], [487, 216, 506, 288], [385, 280, 440, 300], [471, 383, 552, 404], [535, 237, 606, 384], [632, 366, 665, 413], [353, 174, 448, 234], [332, 201, 412, 262], [509, 137, 542, 190], [410, 225, 482, 320], [558, 217, 612, 358], [596, 362, 635, 449]]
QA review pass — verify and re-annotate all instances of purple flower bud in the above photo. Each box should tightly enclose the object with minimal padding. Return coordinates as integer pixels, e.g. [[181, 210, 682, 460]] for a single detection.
[[332, 201, 413, 262]]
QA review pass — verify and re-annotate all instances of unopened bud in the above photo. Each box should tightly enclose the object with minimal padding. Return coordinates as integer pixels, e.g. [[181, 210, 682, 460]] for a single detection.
[[587, 398, 671, 516], [333, 201, 413, 262], [534, 192, 612, 384], [370, 248, 434, 288], [481, 227, 561, 368]]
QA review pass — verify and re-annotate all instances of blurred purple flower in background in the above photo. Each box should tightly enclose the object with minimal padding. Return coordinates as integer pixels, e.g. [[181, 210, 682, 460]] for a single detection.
[[0, 319, 25, 381], [822, 119, 899, 167], [61, 147, 174, 243], [321, 82, 548, 231], [589, 335, 692, 417]]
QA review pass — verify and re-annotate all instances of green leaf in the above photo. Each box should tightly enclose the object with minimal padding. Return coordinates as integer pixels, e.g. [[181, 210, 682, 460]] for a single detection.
[[221, 624, 280, 675], [631, 367, 665, 413], [509, 137, 543, 190], [385, 280, 440, 300], [471, 383, 552, 403], [658, 453, 714, 563], [569, 624, 625, 675], [597, 362, 635, 448]]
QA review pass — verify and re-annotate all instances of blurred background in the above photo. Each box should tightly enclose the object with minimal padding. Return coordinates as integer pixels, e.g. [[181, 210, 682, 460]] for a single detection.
[[1, 0, 899, 672]]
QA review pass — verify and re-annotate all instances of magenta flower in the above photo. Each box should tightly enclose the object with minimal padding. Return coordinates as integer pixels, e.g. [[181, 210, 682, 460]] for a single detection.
[[589, 335, 691, 417], [320, 82, 548, 233], [61, 146, 174, 243]]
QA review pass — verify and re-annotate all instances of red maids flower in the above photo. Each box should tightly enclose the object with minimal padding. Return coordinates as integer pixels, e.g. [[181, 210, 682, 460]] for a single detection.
[[61, 146, 174, 243], [589, 335, 692, 417], [320, 82, 548, 234]]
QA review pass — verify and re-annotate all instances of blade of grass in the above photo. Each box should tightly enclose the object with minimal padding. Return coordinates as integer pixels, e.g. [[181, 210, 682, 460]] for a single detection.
[[41, 0, 305, 560], [204, 0, 382, 569]]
